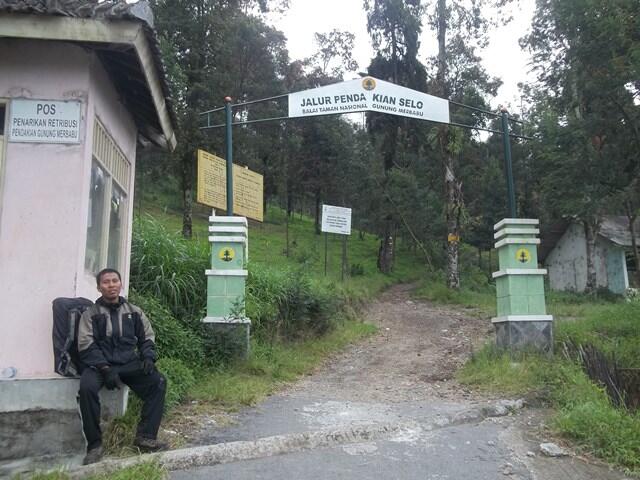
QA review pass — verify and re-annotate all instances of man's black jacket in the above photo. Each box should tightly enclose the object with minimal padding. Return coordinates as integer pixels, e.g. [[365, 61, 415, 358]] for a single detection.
[[77, 296, 157, 369]]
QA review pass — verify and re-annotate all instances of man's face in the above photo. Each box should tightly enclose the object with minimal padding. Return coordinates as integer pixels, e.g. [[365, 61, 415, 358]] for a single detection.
[[98, 272, 122, 302]]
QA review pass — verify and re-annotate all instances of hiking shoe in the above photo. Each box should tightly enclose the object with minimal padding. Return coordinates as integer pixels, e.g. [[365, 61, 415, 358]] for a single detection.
[[82, 446, 103, 465], [133, 437, 169, 453]]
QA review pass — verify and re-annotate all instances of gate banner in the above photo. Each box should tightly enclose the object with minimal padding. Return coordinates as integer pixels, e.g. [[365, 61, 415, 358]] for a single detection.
[[288, 77, 450, 124]]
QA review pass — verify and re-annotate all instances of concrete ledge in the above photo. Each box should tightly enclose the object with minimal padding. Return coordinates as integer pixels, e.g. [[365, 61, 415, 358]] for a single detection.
[[208, 236, 247, 244], [0, 377, 128, 461], [491, 315, 553, 323], [492, 269, 547, 278], [494, 218, 539, 230], [0, 377, 127, 414], [494, 227, 540, 239], [494, 238, 540, 249], [205, 269, 248, 277], [202, 316, 251, 324], [208, 226, 248, 234], [209, 216, 248, 225]]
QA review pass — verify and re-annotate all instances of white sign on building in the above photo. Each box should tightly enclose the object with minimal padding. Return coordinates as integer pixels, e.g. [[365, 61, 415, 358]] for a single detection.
[[288, 77, 450, 125], [321, 204, 352, 235], [8, 99, 81, 144]]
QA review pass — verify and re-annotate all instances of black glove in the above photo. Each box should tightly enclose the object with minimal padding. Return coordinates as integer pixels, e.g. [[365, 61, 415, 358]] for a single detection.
[[142, 358, 156, 375], [102, 367, 122, 390]]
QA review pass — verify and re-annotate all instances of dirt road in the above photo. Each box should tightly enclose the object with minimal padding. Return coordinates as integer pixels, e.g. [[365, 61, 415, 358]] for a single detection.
[[166, 284, 629, 480]]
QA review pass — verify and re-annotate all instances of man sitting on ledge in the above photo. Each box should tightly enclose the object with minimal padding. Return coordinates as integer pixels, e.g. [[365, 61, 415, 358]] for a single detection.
[[77, 268, 168, 465]]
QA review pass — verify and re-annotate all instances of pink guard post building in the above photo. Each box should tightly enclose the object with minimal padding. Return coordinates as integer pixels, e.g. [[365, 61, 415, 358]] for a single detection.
[[0, 0, 176, 464]]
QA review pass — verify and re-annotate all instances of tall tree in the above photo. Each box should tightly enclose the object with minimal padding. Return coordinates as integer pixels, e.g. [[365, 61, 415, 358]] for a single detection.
[[425, 0, 504, 288], [523, 0, 640, 292], [151, 0, 289, 237], [364, 0, 425, 273]]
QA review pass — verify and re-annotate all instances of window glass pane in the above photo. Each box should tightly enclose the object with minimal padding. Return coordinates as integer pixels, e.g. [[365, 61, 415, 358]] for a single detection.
[[84, 160, 107, 273], [0, 105, 5, 135], [106, 183, 126, 270]]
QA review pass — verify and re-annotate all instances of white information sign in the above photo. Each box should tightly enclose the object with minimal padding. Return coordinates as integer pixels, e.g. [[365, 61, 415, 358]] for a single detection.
[[8, 99, 81, 144], [321, 204, 352, 235], [288, 77, 450, 124]]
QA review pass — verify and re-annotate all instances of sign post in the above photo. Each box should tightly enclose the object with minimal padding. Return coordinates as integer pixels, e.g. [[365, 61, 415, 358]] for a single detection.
[[501, 107, 516, 218], [225, 96, 234, 216], [196, 149, 264, 222], [196, 144, 264, 359], [321, 204, 352, 281]]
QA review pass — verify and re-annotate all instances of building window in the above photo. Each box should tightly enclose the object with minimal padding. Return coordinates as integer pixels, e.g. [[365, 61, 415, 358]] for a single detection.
[[84, 119, 131, 274], [0, 104, 5, 134], [0, 103, 5, 199]]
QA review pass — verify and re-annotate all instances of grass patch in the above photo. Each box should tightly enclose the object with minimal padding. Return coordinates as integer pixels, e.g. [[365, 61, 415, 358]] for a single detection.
[[459, 299, 640, 473], [458, 347, 553, 395], [555, 301, 640, 368], [16, 462, 166, 480], [86, 462, 167, 480], [414, 269, 496, 316], [190, 319, 377, 407]]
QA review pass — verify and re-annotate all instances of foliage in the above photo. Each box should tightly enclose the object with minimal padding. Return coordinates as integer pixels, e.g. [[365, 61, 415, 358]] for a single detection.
[[522, 0, 640, 291], [414, 263, 496, 314], [14, 472, 69, 480], [189, 320, 377, 406], [87, 462, 166, 480], [246, 264, 340, 342], [157, 358, 196, 410], [556, 302, 640, 368], [130, 215, 208, 321], [14, 463, 167, 480], [460, 296, 640, 472], [129, 290, 205, 367]]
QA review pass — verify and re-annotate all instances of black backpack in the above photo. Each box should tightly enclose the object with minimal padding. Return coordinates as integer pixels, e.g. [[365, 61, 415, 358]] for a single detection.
[[52, 297, 94, 377]]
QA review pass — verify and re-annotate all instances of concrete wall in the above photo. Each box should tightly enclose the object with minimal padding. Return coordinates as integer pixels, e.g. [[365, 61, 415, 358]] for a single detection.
[[546, 222, 629, 294], [546, 223, 587, 292], [0, 38, 136, 379]]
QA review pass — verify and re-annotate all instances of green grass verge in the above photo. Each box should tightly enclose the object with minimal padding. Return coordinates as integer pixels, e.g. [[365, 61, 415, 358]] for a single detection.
[[459, 299, 640, 474], [414, 269, 496, 317], [15, 461, 166, 480], [140, 204, 426, 298], [190, 319, 377, 406]]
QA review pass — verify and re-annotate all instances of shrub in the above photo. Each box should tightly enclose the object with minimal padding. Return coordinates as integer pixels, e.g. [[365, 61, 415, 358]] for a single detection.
[[246, 264, 339, 341], [350, 263, 365, 276], [130, 215, 208, 320], [157, 357, 196, 410], [129, 290, 205, 368]]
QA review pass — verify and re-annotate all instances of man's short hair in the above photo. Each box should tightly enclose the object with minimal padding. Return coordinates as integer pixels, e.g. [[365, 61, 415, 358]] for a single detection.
[[96, 268, 122, 286]]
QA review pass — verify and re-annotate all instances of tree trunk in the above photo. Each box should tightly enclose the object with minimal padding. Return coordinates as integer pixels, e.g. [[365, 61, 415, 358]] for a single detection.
[[625, 201, 640, 285], [435, 0, 461, 289], [445, 155, 462, 289], [583, 219, 598, 293], [377, 223, 394, 274], [181, 150, 194, 239]]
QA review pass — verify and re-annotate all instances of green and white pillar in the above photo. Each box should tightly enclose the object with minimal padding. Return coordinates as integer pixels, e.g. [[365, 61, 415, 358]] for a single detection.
[[202, 215, 250, 357], [492, 218, 553, 353]]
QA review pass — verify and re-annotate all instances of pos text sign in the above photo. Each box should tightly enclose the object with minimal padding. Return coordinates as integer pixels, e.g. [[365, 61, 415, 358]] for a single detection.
[[321, 204, 352, 235]]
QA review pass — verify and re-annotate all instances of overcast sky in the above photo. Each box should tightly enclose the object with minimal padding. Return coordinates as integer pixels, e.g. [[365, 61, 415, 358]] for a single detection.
[[268, 1, 536, 114]]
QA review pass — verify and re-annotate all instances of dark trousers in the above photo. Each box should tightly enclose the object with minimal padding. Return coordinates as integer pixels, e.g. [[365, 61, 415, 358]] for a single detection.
[[78, 363, 166, 451]]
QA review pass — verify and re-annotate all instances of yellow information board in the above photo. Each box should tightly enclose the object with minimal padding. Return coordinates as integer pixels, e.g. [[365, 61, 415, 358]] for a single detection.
[[197, 149, 264, 222]]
